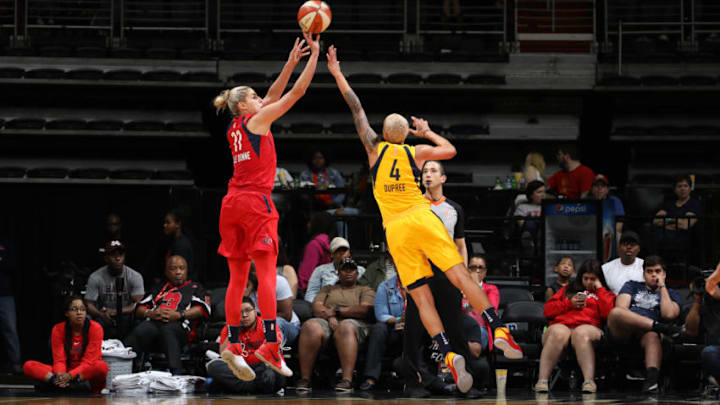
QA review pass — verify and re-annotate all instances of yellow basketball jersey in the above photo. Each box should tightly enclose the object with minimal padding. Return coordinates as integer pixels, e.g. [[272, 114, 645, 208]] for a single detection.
[[371, 141, 429, 223]]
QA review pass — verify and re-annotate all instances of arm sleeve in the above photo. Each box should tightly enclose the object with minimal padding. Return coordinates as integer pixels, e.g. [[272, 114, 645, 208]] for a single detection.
[[595, 287, 616, 319], [276, 275, 293, 301], [129, 270, 145, 297], [374, 282, 392, 323], [84, 274, 100, 302], [546, 172, 559, 191], [190, 284, 211, 319], [313, 286, 330, 306], [451, 201, 465, 239], [543, 287, 573, 319], [304, 266, 324, 303], [69, 322, 104, 378], [51, 324, 68, 374], [579, 167, 595, 193], [618, 281, 635, 296], [360, 286, 376, 305], [297, 241, 322, 291], [137, 291, 155, 310]]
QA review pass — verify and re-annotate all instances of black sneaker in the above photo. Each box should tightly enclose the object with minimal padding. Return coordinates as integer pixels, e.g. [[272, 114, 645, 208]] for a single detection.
[[652, 322, 683, 338], [295, 378, 312, 392], [642, 377, 659, 393], [359, 380, 375, 391], [404, 385, 431, 398]]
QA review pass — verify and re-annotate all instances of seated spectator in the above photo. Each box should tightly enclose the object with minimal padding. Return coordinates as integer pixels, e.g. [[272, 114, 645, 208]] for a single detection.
[[299, 150, 346, 210], [514, 180, 546, 241], [163, 209, 196, 281], [602, 231, 644, 295], [591, 174, 625, 243], [23, 296, 108, 394], [305, 237, 366, 303], [545, 256, 575, 300], [534, 260, 615, 393], [651, 174, 701, 261], [360, 275, 406, 391], [523, 151, 546, 186], [296, 258, 375, 392], [124, 255, 210, 375], [607, 255, 682, 393], [360, 252, 397, 292], [685, 264, 720, 390], [276, 241, 298, 298], [85, 240, 144, 339], [244, 267, 301, 347], [208, 297, 285, 394], [547, 144, 595, 199], [462, 255, 499, 358], [297, 212, 335, 294]]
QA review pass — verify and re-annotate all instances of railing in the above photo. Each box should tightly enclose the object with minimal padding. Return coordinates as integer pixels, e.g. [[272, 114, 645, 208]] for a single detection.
[[605, 0, 684, 41], [691, 0, 720, 41], [515, 0, 596, 38], [121, 0, 208, 38], [26, 0, 112, 37], [417, 0, 506, 38], [0, 0, 14, 29]]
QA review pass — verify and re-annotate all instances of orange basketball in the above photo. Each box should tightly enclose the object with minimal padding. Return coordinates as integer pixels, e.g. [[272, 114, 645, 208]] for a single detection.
[[297, 1, 332, 34]]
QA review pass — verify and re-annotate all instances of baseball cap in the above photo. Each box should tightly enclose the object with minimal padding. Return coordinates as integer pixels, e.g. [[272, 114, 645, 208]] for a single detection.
[[619, 231, 640, 245], [339, 257, 358, 270], [330, 237, 350, 253], [104, 240, 126, 254], [593, 174, 609, 185]]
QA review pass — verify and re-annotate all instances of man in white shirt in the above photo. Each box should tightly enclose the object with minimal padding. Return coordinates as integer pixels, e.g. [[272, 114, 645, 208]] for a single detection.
[[304, 237, 366, 303], [602, 231, 644, 294]]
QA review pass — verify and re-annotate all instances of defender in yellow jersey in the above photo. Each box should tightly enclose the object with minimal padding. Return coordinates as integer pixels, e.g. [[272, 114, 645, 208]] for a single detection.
[[328, 46, 523, 389]]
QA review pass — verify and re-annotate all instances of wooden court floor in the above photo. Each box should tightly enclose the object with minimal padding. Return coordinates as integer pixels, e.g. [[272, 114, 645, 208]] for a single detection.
[[0, 390, 716, 405]]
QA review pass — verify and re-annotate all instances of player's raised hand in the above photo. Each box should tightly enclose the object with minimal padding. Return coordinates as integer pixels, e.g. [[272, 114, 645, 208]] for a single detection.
[[327, 45, 341, 76], [287, 37, 310, 64], [302, 31, 321, 55], [408, 116, 431, 138]]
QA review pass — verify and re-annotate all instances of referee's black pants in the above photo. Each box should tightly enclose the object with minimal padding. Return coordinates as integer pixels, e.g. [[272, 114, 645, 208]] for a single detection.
[[124, 320, 188, 374]]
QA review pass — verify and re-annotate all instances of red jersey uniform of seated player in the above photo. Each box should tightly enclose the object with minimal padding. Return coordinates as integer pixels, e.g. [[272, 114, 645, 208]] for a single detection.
[[220, 316, 282, 365], [218, 114, 279, 259]]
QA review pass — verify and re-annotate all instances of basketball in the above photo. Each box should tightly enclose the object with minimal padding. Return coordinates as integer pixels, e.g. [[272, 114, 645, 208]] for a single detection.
[[297, 1, 332, 34]]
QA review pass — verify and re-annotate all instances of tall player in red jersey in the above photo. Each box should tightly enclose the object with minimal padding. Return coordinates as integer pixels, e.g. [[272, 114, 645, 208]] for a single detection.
[[212, 32, 320, 378]]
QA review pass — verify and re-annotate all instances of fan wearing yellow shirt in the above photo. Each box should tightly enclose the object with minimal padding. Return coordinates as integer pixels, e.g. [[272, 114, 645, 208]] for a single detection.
[[327, 45, 523, 394]]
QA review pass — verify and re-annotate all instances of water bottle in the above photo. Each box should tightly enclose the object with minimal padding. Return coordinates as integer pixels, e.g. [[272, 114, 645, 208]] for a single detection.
[[505, 175, 512, 189], [511, 176, 518, 189], [493, 176, 504, 190]]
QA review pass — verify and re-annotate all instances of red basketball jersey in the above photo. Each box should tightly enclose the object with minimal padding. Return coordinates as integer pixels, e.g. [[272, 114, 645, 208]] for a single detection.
[[226, 114, 276, 193]]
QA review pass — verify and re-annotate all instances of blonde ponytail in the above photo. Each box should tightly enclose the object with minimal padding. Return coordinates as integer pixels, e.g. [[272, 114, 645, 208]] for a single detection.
[[212, 86, 251, 117]]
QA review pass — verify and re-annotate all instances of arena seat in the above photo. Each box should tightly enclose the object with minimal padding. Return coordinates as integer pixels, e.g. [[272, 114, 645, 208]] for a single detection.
[[347, 73, 383, 84], [86, 120, 123, 131], [642, 75, 679, 86], [630, 173, 675, 185], [166, 122, 204, 132], [27, 168, 68, 178], [142, 70, 182, 81], [613, 126, 649, 136], [386, 72, 422, 84], [493, 301, 546, 388], [111, 47, 144, 58], [289, 122, 324, 134], [103, 69, 143, 81], [0, 118, 4, 128], [448, 123, 489, 136], [257, 50, 287, 61], [124, 121, 166, 131], [65, 69, 104, 80], [426, 73, 462, 85], [687, 125, 720, 135], [5, 118, 45, 130], [38, 45, 72, 57], [24, 68, 65, 79], [45, 119, 87, 130], [0, 167, 26, 178], [313, 72, 335, 83], [145, 47, 178, 59], [270, 72, 300, 83], [598, 75, 641, 86], [647, 125, 685, 136], [68, 168, 111, 179], [498, 287, 534, 312], [110, 169, 153, 180], [679, 75, 717, 86], [181, 48, 213, 60], [0, 67, 24, 79], [329, 122, 356, 135], [75, 46, 108, 58], [230, 72, 267, 84], [466, 74, 506, 85], [152, 170, 194, 180], [270, 123, 284, 134], [182, 71, 218, 82], [5, 47, 34, 57]]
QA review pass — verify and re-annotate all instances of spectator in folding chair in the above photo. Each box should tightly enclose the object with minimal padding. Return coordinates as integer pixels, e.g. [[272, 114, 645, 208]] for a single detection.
[[602, 231, 644, 295], [207, 297, 286, 394], [607, 255, 682, 393], [462, 254, 499, 358], [650, 175, 701, 263], [244, 266, 301, 347], [534, 260, 615, 394], [685, 264, 720, 391], [546, 256, 575, 301]]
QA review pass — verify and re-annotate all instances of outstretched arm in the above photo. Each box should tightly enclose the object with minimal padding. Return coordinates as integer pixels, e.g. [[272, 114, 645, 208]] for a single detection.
[[247, 31, 320, 135], [410, 116, 456, 168], [327, 45, 380, 157], [263, 37, 310, 105]]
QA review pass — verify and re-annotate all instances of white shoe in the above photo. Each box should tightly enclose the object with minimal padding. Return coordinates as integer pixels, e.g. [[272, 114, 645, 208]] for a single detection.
[[221, 350, 256, 381], [205, 350, 220, 360]]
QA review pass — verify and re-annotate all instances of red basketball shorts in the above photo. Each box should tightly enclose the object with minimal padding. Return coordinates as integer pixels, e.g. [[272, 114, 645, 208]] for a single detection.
[[218, 190, 279, 260]]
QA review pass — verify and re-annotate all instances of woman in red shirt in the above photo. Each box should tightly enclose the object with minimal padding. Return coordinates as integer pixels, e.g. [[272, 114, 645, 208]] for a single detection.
[[535, 260, 615, 394], [23, 296, 108, 393]]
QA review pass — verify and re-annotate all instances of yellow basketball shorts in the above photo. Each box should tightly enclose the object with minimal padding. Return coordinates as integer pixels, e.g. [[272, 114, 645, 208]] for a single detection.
[[385, 207, 464, 288]]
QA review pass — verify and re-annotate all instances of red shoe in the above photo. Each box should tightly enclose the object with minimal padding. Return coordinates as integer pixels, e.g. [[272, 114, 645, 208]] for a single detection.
[[255, 342, 293, 377], [444, 352, 473, 393], [493, 326, 523, 359], [221, 347, 256, 381]]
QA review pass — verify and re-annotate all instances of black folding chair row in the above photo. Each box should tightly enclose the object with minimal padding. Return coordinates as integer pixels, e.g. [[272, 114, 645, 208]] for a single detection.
[[272, 121, 489, 136], [0, 118, 205, 132], [613, 125, 720, 136], [0, 167, 193, 180], [230, 71, 506, 86], [0, 67, 219, 82], [599, 74, 720, 87]]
